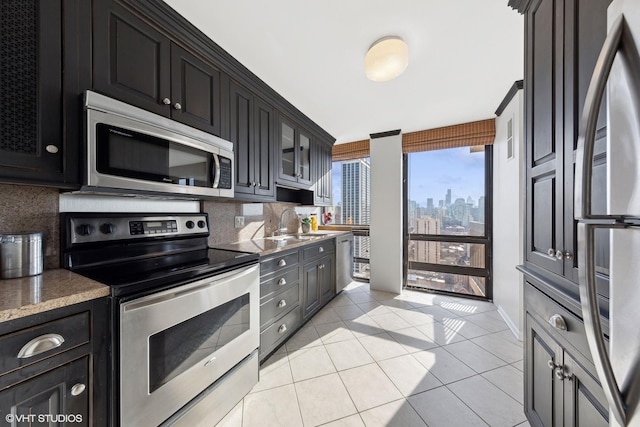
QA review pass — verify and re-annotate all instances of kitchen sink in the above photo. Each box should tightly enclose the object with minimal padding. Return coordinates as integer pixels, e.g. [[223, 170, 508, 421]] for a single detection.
[[263, 235, 296, 241]]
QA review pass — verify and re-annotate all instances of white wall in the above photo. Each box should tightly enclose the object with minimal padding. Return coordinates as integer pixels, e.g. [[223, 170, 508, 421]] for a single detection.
[[493, 89, 525, 339], [369, 133, 403, 294]]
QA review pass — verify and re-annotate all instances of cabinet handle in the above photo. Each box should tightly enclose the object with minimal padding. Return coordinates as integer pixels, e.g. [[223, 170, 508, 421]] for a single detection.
[[45, 145, 59, 154], [554, 366, 572, 381], [278, 278, 287, 286], [256, 182, 261, 187], [555, 250, 564, 260], [277, 299, 287, 308], [17, 333, 65, 359], [277, 259, 287, 267], [319, 247, 324, 253], [174, 102, 182, 110], [278, 324, 287, 334], [547, 359, 556, 370], [162, 97, 171, 105], [563, 251, 574, 261], [548, 314, 568, 331], [71, 383, 86, 396], [547, 248, 556, 257]]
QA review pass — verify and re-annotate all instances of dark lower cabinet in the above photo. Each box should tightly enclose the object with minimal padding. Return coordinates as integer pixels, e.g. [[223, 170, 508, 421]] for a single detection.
[[0, 298, 108, 426], [0, 0, 88, 187], [524, 283, 608, 427], [303, 254, 335, 320], [0, 357, 89, 426]]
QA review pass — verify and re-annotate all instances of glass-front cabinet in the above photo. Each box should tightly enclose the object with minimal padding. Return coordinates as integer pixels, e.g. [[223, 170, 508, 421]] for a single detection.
[[277, 114, 312, 188]]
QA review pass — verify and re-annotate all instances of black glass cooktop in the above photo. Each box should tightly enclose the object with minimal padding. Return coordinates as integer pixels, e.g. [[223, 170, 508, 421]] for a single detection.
[[72, 247, 259, 298]]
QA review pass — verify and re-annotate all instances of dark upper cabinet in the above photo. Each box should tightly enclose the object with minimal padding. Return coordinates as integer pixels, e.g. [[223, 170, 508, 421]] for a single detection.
[[522, 0, 611, 301], [170, 44, 222, 136], [230, 81, 275, 200], [314, 141, 333, 206], [94, 0, 223, 136], [0, 0, 88, 187], [277, 115, 313, 189]]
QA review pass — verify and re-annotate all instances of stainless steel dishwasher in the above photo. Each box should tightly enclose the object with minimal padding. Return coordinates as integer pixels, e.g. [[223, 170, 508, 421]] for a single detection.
[[336, 233, 353, 293]]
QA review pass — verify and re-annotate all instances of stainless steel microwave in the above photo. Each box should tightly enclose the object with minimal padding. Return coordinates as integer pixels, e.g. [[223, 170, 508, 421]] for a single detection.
[[80, 90, 234, 199]]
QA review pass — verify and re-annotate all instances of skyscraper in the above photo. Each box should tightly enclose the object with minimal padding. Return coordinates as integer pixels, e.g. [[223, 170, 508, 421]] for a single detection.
[[342, 159, 371, 271], [445, 189, 452, 207]]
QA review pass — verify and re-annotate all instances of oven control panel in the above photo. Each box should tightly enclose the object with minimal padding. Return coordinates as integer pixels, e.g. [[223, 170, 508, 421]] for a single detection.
[[66, 214, 209, 244]]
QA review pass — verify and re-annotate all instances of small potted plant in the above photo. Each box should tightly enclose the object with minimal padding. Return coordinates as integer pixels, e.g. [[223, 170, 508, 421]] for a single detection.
[[300, 217, 311, 233]]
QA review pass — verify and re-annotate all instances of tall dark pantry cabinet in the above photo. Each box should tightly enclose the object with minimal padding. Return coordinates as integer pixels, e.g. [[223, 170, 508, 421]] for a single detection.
[[509, 0, 612, 425]]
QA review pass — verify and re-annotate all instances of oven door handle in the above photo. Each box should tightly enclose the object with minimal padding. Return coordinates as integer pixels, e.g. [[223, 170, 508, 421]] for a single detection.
[[122, 264, 258, 312]]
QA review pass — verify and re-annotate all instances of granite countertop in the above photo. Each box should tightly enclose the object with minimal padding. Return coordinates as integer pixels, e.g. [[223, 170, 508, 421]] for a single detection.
[[213, 230, 351, 257], [0, 269, 110, 323]]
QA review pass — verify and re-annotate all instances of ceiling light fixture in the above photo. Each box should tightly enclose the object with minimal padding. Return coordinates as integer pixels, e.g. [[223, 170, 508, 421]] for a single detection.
[[365, 36, 408, 82]]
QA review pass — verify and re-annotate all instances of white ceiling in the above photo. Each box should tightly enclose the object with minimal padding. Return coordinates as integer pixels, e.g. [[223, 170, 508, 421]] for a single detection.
[[164, 0, 523, 144]]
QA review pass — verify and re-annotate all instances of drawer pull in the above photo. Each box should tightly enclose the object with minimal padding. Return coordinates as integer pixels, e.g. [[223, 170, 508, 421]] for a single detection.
[[277, 259, 287, 267], [278, 278, 287, 286], [548, 314, 568, 331], [17, 333, 65, 359], [278, 324, 287, 334], [71, 383, 86, 396], [319, 247, 324, 253], [277, 299, 287, 308]]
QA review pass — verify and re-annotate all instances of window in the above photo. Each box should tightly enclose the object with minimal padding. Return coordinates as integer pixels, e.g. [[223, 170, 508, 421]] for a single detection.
[[330, 158, 371, 281], [405, 146, 492, 298]]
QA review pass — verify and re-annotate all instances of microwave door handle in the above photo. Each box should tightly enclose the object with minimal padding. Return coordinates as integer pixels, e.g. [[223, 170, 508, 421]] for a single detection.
[[575, 14, 627, 427], [212, 153, 220, 189]]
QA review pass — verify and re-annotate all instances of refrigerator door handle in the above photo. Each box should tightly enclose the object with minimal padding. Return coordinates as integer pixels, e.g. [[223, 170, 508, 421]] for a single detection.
[[575, 14, 625, 220], [575, 14, 628, 427], [578, 223, 627, 426]]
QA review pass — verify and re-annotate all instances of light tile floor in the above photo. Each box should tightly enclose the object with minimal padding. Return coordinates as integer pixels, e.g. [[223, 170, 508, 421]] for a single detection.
[[216, 282, 532, 427]]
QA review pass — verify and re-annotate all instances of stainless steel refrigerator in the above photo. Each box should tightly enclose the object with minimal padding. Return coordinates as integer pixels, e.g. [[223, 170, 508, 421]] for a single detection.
[[575, 0, 640, 425]]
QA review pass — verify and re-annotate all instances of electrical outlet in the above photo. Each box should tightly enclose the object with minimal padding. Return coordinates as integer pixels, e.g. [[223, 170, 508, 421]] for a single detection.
[[234, 216, 245, 228]]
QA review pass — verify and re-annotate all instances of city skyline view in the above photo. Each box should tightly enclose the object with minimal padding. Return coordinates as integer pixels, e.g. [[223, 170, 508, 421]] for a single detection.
[[331, 147, 486, 217]]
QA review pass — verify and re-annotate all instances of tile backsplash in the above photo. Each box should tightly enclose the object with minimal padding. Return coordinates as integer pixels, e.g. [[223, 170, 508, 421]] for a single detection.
[[0, 182, 323, 271], [0, 184, 60, 269], [203, 200, 321, 246]]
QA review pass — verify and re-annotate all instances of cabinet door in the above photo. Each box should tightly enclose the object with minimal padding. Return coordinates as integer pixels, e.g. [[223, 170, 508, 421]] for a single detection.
[[254, 98, 276, 198], [525, 314, 563, 427], [525, 0, 565, 276], [278, 115, 298, 184], [563, 0, 611, 298], [0, 357, 89, 426], [297, 128, 313, 186], [322, 144, 333, 203], [94, 0, 171, 116], [319, 255, 335, 304], [170, 43, 222, 136], [0, 0, 75, 185], [563, 352, 608, 427], [230, 81, 255, 196], [302, 262, 321, 319]]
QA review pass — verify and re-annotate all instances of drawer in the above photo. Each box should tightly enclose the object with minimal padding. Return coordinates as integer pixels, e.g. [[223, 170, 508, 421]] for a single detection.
[[260, 305, 301, 355], [302, 241, 334, 261], [525, 282, 591, 361], [261, 250, 299, 275], [260, 285, 300, 328], [260, 267, 299, 298], [0, 312, 90, 375]]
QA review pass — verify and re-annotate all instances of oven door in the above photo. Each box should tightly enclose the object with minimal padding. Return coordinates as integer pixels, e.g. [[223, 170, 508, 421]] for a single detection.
[[119, 264, 259, 427]]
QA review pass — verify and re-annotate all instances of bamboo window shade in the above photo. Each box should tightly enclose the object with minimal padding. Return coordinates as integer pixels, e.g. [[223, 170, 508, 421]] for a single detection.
[[332, 139, 370, 162], [402, 118, 496, 153], [332, 118, 495, 161]]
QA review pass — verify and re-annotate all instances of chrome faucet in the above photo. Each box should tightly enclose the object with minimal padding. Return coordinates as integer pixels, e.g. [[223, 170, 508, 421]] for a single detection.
[[278, 208, 298, 235]]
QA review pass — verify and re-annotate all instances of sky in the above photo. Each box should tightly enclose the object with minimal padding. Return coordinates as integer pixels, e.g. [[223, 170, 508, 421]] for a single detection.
[[331, 147, 486, 208]]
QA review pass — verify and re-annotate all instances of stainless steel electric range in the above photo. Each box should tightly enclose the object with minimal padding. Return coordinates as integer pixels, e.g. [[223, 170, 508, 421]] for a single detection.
[[61, 213, 260, 427]]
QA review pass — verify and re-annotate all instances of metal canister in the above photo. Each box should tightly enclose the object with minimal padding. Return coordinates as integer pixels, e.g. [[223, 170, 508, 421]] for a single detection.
[[0, 232, 44, 279]]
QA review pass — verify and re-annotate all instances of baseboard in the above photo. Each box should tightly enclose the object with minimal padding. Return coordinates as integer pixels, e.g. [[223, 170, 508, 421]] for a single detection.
[[497, 305, 521, 341]]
